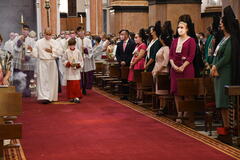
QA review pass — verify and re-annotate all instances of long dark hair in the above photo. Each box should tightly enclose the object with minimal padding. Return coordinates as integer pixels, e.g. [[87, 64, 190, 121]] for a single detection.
[[149, 21, 162, 40], [161, 21, 173, 47], [212, 15, 224, 49], [222, 6, 240, 85], [138, 28, 148, 44]]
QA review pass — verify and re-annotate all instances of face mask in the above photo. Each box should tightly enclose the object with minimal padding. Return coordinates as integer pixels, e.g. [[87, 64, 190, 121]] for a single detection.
[[178, 28, 187, 36]]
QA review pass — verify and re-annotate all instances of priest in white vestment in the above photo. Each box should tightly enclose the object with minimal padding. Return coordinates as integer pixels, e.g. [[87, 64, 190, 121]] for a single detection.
[[76, 29, 94, 95], [31, 28, 61, 104], [13, 25, 36, 97], [56, 31, 68, 86], [4, 32, 16, 54]]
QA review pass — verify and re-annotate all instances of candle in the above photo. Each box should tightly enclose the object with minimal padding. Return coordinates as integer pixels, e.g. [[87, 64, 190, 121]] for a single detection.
[[20, 14, 24, 24], [80, 15, 83, 24]]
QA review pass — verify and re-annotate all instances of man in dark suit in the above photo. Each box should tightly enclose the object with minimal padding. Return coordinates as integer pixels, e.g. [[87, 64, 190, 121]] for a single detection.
[[116, 29, 136, 100]]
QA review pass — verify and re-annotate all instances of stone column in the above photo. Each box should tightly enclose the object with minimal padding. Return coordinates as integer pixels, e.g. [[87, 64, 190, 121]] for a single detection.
[[36, 0, 42, 39], [40, 0, 58, 34], [222, 0, 240, 19], [84, 0, 91, 32], [57, 0, 61, 34], [90, 0, 103, 35], [148, 0, 202, 33], [109, 0, 149, 34]]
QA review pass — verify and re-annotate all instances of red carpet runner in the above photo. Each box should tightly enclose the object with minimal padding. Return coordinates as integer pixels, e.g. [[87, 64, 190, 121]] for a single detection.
[[18, 90, 237, 160]]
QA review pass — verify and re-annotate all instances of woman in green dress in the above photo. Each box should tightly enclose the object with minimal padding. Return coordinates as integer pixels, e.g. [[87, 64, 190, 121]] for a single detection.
[[211, 6, 240, 134]]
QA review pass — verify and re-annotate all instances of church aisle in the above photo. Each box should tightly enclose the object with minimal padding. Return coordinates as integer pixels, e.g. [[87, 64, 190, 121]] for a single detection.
[[18, 89, 238, 160]]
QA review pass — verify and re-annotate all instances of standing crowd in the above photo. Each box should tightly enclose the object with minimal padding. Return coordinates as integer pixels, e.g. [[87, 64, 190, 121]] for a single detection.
[[0, 5, 240, 135]]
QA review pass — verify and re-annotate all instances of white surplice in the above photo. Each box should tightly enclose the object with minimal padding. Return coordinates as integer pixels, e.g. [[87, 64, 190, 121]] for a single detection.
[[4, 39, 15, 54], [31, 38, 61, 101], [62, 48, 84, 80], [13, 36, 36, 71], [76, 37, 95, 72], [56, 38, 68, 86]]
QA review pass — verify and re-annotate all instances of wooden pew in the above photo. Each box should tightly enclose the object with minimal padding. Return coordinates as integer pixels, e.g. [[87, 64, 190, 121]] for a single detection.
[[105, 64, 122, 93], [225, 85, 240, 146], [176, 78, 205, 127], [101, 64, 121, 91], [138, 72, 154, 108], [203, 77, 218, 136], [117, 66, 130, 98], [95, 63, 110, 87], [128, 70, 144, 103], [0, 91, 22, 159], [156, 74, 175, 115]]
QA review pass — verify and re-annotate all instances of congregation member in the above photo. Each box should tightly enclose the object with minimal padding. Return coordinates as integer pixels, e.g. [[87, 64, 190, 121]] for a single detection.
[[13, 24, 36, 97], [76, 27, 94, 95], [152, 21, 173, 115], [0, 34, 13, 85], [204, 16, 223, 66], [169, 15, 196, 123], [128, 28, 147, 101], [100, 32, 110, 53], [106, 39, 117, 61], [145, 21, 162, 72], [31, 28, 60, 104], [93, 36, 104, 62], [63, 38, 84, 103], [210, 6, 240, 135], [4, 32, 16, 54], [116, 29, 136, 100]]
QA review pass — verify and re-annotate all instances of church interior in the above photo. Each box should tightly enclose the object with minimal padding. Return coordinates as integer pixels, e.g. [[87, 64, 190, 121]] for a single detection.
[[0, 0, 240, 160]]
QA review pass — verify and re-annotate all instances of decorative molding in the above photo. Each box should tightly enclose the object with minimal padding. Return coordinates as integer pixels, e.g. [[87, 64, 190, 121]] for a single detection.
[[111, 1, 148, 7], [60, 12, 86, 18], [147, 0, 202, 5], [110, 6, 149, 12], [201, 12, 222, 18]]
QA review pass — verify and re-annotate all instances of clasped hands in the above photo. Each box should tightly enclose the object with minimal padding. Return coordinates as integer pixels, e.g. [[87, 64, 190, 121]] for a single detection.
[[66, 62, 81, 69], [45, 46, 53, 54], [210, 65, 219, 77], [172, 64, 185, 72]]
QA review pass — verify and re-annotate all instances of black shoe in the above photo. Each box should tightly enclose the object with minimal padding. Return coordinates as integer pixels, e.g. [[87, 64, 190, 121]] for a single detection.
[[120, 96, 128, 100], [74, 98, 80, 103], [82, 89, 87, 95], [40, 100, 51, 104], [156, 110, 165, 116]]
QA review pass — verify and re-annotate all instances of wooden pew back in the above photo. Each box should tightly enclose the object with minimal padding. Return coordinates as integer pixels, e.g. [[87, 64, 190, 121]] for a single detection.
[[157, 74, 170, 91], [109, 65, 121, 78], [121, 66, 129, 80], [0, 92, 22, 116], [141, 72, 153, 89], [177, 78, 205, 112], [95, 62, 104, 74], [134, 70, 144, 83]]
